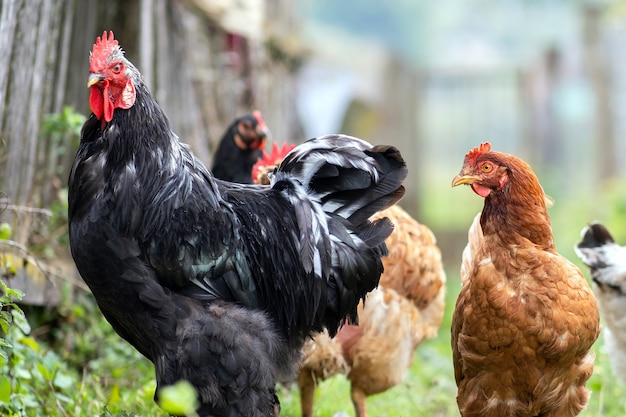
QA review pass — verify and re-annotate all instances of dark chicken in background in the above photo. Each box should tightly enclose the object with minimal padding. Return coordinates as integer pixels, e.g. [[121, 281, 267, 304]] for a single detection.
[[67, 32, 407, 417], [211, 111, 270, 183], [451, 142, 600, 417]]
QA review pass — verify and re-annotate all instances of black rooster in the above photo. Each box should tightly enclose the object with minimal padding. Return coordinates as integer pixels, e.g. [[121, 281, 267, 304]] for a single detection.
[[211, 111, 270, 183], [68, 32, 407, 417]]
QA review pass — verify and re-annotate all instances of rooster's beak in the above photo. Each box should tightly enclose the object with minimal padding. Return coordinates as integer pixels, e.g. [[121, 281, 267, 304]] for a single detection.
[[452, 174, 481, 187], [87, 73, 105, 88]]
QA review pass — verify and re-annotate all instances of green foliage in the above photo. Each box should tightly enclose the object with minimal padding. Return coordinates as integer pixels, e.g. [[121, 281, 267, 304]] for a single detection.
[[0, 275, 164, 417], [0, 279, 26, 368], [99, 407, 138, 417], [0, 275, 81, 416], [41, 106, 84, 160]]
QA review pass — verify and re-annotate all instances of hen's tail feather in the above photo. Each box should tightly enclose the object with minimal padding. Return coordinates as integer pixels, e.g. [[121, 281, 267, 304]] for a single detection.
[[273, 134, 407, 336]]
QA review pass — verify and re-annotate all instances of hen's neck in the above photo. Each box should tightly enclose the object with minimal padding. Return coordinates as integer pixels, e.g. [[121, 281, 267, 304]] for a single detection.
[[480, 169, 554, 251]]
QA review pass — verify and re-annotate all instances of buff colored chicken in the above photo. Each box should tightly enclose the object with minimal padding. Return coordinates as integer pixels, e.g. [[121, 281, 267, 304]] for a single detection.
[[252, 144, 446, 417]]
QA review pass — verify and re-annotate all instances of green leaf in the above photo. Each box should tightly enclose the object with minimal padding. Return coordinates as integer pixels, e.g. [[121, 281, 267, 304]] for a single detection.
[[40, 351, 60, 376], [0, 375, 10, 404], [54, 393, 72, 403], [108, 383, 120, 405], [53, 371, 74, 390], [0, 315, 9, 334], [0, 223, 11, 240], [11, 309, 29, 334], [0, 309, 12, 323], [5, 287, 24, 301], [13, 366, 30, 380], [99, 407, 114, 417], [37, 362, 52, 381], [157, 380, 199, 416], [17, 337, 39, 352]]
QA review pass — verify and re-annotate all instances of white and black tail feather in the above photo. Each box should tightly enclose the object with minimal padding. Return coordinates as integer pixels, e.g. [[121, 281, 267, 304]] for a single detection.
[[575, 222, 626, 293], [271, 134, 406, 274], [270, 134, 407, 331]]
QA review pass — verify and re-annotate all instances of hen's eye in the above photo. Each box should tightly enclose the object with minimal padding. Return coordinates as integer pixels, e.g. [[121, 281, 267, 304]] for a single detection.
[[481, 163, 492, 173], [112, 64, 122, 74]]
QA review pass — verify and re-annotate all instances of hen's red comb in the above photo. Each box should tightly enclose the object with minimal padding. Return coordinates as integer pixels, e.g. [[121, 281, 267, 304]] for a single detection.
[[251, 142, 296, 183], [252, 110, 267, 131], [90, 31, 120, 71], [466, 142, 491, 162]]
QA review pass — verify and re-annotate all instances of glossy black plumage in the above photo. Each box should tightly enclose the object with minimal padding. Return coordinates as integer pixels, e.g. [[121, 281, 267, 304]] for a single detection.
[[69, 38, 406, 417]]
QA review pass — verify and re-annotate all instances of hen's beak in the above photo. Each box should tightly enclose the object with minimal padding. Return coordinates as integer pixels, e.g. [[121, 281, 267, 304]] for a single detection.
[[87, 73, 105, 88], [452, 174, 481, 187], [257, 126, 271, 140], [257, 129, 270, 150]]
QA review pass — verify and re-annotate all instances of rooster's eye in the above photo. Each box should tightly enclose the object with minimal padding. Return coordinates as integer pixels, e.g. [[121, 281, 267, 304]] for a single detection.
[[112, 64, 122, 74], [481, 163, 493, 173]]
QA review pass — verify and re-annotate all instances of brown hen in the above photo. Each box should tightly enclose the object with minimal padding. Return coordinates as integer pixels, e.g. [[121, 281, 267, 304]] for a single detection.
[[451, 142, 600, 417]]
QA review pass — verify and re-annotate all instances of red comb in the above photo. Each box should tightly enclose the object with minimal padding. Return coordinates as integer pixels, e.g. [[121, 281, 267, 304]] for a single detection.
[[90, 31, 120, 71], [466, 142, 491, 162], [252, 110, 267, 130], [251, 142, 296, 183]]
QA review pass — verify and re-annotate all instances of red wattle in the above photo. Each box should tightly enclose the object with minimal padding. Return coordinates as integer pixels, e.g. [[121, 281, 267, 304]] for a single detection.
[[103, 83, 114, 122], [471, 183, 492, 198], [89, 86, 104, 120]]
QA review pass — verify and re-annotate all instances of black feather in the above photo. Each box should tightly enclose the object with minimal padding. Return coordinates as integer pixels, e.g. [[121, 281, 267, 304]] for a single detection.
[[578, 222, 615, 248]]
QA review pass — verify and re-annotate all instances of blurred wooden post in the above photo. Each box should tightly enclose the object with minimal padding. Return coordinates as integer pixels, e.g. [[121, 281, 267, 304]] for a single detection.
[[583, 4, 617, 181], [378, 57, 421, 218]]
